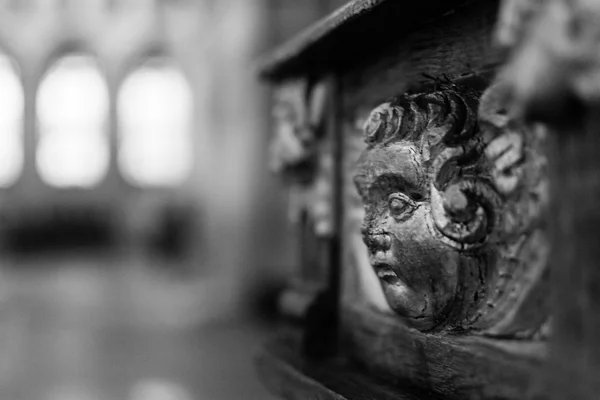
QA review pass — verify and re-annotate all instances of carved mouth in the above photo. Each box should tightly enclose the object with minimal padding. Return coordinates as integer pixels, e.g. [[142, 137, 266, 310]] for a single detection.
[[371, 262, 402, 285], [370, 250, 402, 284]]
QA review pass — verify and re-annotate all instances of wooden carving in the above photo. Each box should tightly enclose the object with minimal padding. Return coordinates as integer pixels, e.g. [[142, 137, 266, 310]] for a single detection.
[[496, 0, 600, 123], [269, 79, 333, 237], [353, 81, 550, 335], [269, 78, 335, 328], [270, 79, 328, 181]]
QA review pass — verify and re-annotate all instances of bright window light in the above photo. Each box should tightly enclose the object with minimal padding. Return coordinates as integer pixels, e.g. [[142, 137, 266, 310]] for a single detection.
[[36, 54, 109, 188], [0, 53, 24, 188], [118, 57, 193, 187]]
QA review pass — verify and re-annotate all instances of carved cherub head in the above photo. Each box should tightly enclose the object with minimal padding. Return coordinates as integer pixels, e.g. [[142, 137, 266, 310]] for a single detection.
[[354, 84, 500, 331]]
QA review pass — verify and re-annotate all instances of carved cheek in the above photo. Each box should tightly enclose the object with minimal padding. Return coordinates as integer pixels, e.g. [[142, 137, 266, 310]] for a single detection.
[[389, 207, 459, 304], [389, 208, 437, 282], [362, 202, 391, 235]]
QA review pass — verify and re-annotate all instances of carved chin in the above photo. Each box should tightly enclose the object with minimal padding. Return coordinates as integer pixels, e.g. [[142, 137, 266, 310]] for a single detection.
[[373, 250, 459, 331], [378, 279, 439, 330]]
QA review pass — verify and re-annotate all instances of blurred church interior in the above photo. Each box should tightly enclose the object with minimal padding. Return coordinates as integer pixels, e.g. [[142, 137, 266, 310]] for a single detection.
[[0, 0, 348, 399]]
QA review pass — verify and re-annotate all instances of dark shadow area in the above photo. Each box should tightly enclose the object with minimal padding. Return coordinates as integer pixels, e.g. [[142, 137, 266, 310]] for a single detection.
[[147, 203, 198, 261], [1, 207, 116, 255]]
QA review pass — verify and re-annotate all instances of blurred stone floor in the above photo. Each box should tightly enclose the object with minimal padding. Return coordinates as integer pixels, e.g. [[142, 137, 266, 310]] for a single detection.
[[0, 252, 274, 400]]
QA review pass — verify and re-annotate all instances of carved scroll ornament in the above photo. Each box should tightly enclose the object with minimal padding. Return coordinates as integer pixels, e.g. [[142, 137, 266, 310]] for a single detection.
[[354, 81, 550, 335]]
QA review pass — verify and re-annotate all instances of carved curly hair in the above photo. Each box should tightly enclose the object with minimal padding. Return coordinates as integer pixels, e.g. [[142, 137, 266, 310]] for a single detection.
[[362, 83, 501, 249]]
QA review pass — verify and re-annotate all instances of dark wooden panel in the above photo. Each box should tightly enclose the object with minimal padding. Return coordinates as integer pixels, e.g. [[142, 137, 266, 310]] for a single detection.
[[341, 0, 501, 112], [257, 0, 487, 81]]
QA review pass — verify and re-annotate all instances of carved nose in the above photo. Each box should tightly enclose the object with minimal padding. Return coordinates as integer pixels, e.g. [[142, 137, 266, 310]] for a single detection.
[[365, 233, 391, 252]]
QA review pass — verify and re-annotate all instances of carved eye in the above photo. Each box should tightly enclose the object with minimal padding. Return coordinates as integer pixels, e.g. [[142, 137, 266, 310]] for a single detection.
[[388, 193, 416, 220]]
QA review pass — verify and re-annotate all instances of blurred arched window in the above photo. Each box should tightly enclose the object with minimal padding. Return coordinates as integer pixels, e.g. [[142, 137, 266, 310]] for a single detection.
[[36, 54, 109, 188], [118, 57, 193, 187], [0, 52, 24, 188]]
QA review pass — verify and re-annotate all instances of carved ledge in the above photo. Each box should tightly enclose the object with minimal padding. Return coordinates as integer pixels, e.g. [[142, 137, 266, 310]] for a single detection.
[[353, 80, 550, 336]]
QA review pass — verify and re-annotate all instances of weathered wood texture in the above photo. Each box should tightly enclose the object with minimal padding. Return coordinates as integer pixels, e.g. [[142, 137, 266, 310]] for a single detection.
[[342, 304, 544, 400], [257, 0, 490, 81]]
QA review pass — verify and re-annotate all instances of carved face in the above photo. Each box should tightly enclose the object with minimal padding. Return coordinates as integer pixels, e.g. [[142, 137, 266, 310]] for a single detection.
[[352, 83, 550, 336], [352, 87, 497, 331], [354, 142, 461, 330]]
